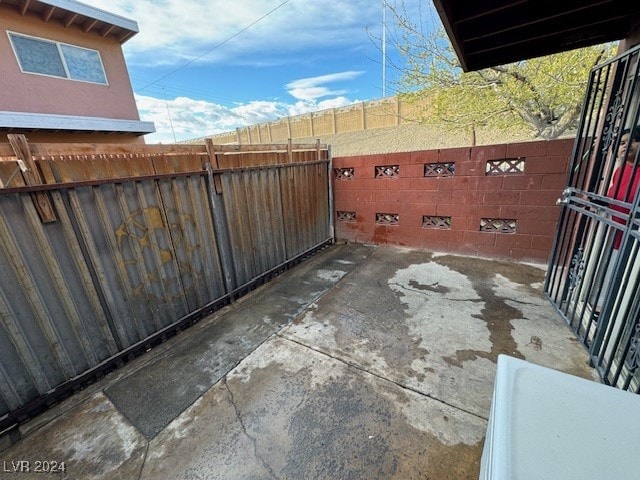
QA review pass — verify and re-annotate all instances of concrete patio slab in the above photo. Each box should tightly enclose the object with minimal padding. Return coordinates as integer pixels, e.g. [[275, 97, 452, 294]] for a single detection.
[[1, 393, 147, 479], [0, 244, 597, 480], [282, 247, 596, 418], [140, 336, 486, 480], [103, 244, 371, 439]]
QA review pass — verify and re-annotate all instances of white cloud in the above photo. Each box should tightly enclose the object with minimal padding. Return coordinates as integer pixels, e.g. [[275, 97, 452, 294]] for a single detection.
[[137, 93, 358, 144], [287, 87, 346, 101], [285, 71, 365, 100], [75, 1, 385, 143], [80, 0, 381, 66], [287, 97, 356, 116]]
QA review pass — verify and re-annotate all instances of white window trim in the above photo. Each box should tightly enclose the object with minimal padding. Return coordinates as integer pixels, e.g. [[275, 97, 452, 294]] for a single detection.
[[7, 31, 109, 86]]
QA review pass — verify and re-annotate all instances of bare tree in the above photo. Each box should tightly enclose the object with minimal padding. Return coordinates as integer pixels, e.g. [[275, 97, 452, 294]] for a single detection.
[[387, 0, 614, 140]]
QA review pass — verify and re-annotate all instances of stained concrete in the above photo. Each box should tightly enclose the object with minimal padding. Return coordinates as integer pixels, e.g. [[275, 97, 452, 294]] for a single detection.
[[1, 393, 147, 480], [103, 244, 370, 439], [140, 337, 486, 480], [284, 248, 596, 419], [0, 244, 597, 480]]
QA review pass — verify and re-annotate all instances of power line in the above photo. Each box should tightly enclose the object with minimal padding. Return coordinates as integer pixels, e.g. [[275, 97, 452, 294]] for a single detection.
[[161, 87, 177, 142], [136, 0, 291, 93], [130, 76, 239, 105]]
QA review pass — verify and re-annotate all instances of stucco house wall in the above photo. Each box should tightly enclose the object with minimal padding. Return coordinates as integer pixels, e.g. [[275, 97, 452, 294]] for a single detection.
[[0, 1, 153, 143], [1, 6, 139, 120]]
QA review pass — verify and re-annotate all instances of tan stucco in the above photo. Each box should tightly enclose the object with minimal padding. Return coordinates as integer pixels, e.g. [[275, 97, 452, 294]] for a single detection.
[[0, 4, 141, 122]]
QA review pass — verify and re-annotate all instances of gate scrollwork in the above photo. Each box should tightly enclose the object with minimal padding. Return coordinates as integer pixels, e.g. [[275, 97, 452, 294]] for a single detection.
[[600, 90, 625, 157], [625, 323, 640, 372], [568, 247, 585, 291]]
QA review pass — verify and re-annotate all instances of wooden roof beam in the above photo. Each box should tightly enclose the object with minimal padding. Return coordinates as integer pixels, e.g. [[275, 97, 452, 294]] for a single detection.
[[119, 31, 135, 43], [454, 0, 528, 25], [83, 19, 98, 33], [20, 0, 31, 16], [64, 12, 78, 28], [101, 24, 115, 37], [466, 14, 628, 58], [462, 1, 614, 43], [42, 5, 56, 22]]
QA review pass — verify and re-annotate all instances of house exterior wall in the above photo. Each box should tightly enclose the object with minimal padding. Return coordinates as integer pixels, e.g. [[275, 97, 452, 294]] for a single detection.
[[332, 138, 573, 262], [15, 131, 144, 144], [0, 4, 141, 122]]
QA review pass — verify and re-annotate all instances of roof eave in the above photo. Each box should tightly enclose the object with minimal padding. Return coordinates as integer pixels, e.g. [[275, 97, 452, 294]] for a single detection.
[[4, 0, 139, 44], [0, 112, 156, 136]]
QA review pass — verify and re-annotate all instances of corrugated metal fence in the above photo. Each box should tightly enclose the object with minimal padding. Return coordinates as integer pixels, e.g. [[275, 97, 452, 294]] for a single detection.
[[0, 136, 332, 432]]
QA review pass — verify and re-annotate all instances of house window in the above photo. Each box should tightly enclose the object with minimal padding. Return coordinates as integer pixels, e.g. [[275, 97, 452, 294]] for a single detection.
[[8, 32, 107, 85]]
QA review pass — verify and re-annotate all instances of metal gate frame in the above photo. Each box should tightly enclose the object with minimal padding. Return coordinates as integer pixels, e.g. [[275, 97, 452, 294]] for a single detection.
[[545, 43, 640, 393], [0, 138, 333, 434]]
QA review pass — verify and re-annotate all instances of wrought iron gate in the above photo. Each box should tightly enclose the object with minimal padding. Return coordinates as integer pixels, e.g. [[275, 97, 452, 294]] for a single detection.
[[545, 44, 640, 392]]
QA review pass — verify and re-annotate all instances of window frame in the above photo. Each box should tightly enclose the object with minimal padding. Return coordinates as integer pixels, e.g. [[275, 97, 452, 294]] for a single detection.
[[7, 31, 109, 86]]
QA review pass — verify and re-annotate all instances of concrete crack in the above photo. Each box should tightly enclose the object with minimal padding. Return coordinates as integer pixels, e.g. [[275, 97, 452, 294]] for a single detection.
[[444, 297, 484, 303], [280, 336, 489, 422], [223, 377, 278, 479], [500, 297, 540, 306], [135, 440, 151, 480]]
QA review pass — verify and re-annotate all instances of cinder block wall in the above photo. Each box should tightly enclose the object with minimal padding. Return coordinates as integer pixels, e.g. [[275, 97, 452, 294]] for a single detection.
[[332, 138, 573, 262]]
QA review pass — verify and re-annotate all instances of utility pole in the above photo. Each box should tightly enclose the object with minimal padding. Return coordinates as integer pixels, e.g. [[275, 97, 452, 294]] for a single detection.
[[382, 1, 386, 98]]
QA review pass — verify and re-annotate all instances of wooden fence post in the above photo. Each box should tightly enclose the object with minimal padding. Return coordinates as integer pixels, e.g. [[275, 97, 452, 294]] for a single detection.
[[287, 139, 293, 163], [7, 134, 57, 223], [332, 107, 337, 134], [205, 138, 223, 194]]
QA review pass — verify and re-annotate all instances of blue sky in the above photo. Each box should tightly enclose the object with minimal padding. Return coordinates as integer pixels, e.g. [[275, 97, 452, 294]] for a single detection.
[[79, 0, 436, 143]]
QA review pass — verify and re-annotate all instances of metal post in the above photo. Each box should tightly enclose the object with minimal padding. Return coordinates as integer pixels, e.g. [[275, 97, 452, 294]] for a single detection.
[[327, 145, 335, 242], [205, 163, 237, 301]]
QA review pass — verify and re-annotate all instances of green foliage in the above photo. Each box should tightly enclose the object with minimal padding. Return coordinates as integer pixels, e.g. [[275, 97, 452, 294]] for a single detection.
[[389, 2, 616, 140]]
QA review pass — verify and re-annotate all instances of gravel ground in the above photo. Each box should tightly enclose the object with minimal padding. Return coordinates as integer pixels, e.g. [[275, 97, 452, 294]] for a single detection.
[[290, 123, 536, 157], [196, 122, 565, 157]]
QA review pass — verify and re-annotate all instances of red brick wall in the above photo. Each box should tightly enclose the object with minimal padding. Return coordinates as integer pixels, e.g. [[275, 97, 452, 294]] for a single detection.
[[332, 138, 574, 262]]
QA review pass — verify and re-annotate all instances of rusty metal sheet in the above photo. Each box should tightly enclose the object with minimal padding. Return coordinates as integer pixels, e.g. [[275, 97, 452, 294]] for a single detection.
[[278, 164, 300, 258], [0, 144, 331, 428], [221, 172, 257, 286], [244, 168, 287, 274], [0, 192, 119, 416], [70, 180, 189, 338], [155, 175, 226, 311]]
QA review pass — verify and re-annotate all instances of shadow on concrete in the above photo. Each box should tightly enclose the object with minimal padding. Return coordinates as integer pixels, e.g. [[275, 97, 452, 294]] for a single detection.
[[0, 244, 595, 480]]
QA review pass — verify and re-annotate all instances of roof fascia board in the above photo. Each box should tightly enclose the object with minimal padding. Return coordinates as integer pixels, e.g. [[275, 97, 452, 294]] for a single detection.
[[0, 111, 156, 134], [432, 0, 470, 71], [38, 0, 139, 38]]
